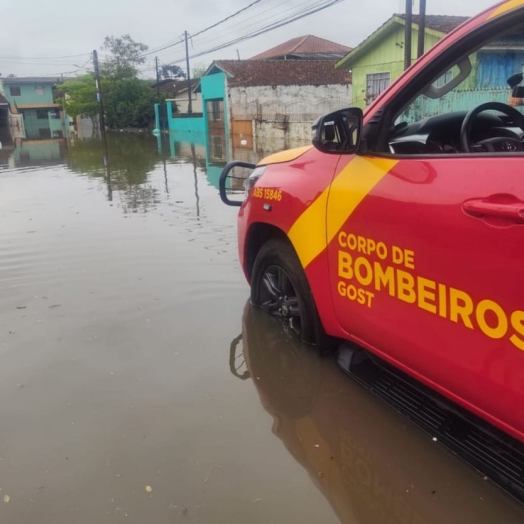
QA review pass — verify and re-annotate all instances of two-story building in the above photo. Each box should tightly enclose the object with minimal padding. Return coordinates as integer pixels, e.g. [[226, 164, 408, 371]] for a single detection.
[[0, 77, 68, 140]]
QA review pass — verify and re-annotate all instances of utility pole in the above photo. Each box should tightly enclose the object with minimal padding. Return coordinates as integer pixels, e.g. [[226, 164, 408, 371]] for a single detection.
[[418, 0, 427, 58], [185, 31, 193, 115], [404, 0, 413, 71], [155, 56, 160, 95], [92, 50, 109, 168]]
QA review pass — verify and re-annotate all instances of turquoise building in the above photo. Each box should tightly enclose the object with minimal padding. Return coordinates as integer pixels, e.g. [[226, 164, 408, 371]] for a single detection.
[[0, 77, 69, 139], [155, 71, 227, 136]]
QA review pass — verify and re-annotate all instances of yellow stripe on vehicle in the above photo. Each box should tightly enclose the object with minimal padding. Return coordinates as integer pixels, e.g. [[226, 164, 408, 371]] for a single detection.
[[288, 156, 398, 269], [257, 146, 312, 166], [489, 0, 524, 19]]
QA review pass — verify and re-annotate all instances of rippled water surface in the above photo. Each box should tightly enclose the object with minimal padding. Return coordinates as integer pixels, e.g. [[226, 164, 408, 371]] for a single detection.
[[0, 134, 523, 523]]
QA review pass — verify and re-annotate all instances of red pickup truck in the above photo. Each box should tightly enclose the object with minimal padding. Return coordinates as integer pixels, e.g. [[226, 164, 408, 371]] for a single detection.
[[221, 0, 524, 497]]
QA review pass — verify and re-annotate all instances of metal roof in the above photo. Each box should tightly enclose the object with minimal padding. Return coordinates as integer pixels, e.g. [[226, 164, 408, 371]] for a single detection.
[[1, 77, 61, 85]]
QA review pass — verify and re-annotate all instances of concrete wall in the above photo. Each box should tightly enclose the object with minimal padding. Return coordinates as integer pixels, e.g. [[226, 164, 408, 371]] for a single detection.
[[229, 83, 351, 146], [254, 121, 313, 149], [228, 84, 352, 122]]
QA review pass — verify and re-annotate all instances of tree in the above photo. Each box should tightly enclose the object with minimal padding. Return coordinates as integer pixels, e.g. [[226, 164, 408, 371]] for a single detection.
[[59, 35, 165, 130], [101, 34, 148, 80], [104, 78, 164, 129], [160, 65, 186, 80], [192, 63, 208, 79], [57, 74, 98, 120]]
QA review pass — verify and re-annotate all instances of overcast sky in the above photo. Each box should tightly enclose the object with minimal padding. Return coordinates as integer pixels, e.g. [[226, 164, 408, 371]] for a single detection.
[[0, 0, 499, 78]]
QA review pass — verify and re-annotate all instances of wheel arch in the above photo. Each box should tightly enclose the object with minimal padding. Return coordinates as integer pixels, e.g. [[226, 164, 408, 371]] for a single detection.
[[247, 228, 335, 351], [244, 222, 290, 283]]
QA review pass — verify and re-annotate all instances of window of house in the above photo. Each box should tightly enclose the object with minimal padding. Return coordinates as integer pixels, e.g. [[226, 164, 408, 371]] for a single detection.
[[39, 128, 51, 139], [49, 109, 60, 119], [207, 100, 223, 122], [366, 72, 390, 105], [37, 110, 49, 119], [35, 86, 45, 96], [211, 135, 224, 159], [9, 86, 21, 97]]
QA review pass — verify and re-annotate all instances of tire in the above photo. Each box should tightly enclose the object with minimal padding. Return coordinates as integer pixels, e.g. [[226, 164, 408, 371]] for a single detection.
[[250, 238, 323, 346]]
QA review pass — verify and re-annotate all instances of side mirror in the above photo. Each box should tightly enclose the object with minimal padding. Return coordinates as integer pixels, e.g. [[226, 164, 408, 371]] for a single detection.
[[311, 107, 363, 155], [219, 161, 256, 207]]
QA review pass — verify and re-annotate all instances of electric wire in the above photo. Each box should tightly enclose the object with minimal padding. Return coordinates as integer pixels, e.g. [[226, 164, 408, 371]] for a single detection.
[[165, 0, 344, 65], [140, 0, 269, 57]]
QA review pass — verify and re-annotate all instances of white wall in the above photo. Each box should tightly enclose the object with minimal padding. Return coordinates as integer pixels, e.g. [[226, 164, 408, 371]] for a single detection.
[[228, 84, 352, 122], [228, 83, 351, 145], [253, 121, 314, 148]]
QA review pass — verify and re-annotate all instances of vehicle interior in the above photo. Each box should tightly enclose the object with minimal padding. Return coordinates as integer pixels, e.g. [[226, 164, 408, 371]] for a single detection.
[[386, 20, 524, 155]]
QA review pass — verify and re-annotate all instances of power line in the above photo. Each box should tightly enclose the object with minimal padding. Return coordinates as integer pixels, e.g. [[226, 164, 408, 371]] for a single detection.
[[166, 0, 344, 65], [36, 56, 93, 78], [191, 0, 268, 39], [0, 52, 91, 60], [184, 0, 334, 56], [140, 0, 269, 58]]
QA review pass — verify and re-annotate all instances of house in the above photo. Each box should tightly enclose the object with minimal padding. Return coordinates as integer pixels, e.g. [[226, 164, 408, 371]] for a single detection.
[[155, 34, 352, 143], [199, 59, 351, 148], [250, 34, 351, 60], [0, 77, 69, 140], [171, 78, 202, 114], [336, 15, 468, 108], [151, 78, 178, 98]]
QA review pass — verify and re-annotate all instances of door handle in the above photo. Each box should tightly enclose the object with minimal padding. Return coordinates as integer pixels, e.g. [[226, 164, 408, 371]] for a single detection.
[[463, 198, 524, 223]]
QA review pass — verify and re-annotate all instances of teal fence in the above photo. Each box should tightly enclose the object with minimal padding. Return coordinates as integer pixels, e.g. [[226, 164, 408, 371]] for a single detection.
[[155, 102, 206, 133], [400, 88, 514, 123]]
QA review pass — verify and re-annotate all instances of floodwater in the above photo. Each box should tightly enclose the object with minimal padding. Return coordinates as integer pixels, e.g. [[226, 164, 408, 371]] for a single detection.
[[0, 132, 523, 524]]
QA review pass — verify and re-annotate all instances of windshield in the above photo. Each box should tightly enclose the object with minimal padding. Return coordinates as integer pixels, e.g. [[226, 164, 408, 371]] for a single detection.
[[396, 22, 524, 125]]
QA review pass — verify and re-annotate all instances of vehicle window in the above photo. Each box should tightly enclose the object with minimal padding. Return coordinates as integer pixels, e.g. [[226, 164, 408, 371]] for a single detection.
[[389, 22, 524, 155]]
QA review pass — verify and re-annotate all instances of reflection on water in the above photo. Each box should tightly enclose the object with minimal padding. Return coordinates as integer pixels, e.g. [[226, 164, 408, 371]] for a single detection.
[[236, 304, 524, 524], [1, 129, 309, 214], [157, 130, 310, 190]]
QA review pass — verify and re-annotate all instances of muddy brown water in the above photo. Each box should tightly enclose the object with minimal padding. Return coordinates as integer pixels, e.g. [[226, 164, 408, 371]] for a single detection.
[[0, 134, 523, 523]]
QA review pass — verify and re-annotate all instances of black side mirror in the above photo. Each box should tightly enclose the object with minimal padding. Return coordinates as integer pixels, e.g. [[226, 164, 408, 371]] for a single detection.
[[311, 107, 363, 155], [219, 161, 256, 207]]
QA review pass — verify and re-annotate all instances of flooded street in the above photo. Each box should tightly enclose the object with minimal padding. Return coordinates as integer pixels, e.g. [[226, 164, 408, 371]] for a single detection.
[[1, 133, 524, 523]]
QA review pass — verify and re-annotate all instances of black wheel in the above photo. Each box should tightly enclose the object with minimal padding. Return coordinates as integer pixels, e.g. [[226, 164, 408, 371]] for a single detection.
[[250, 238, 321, 345]]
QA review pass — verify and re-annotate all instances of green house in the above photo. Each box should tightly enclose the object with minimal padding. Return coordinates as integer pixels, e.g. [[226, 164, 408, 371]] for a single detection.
[[0, 77, 68, 140], [336, 15, 468, 108]]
